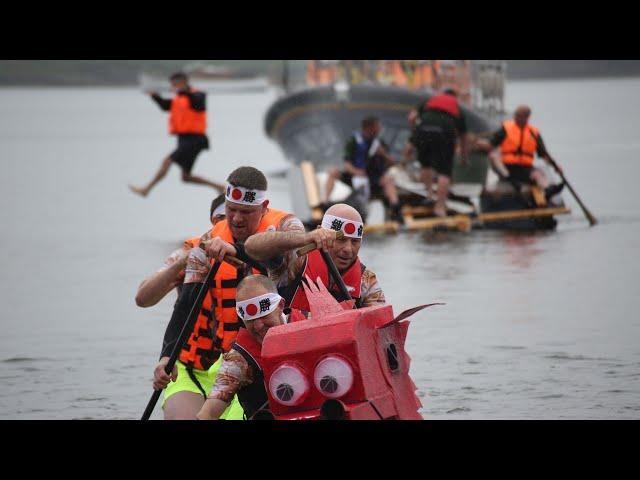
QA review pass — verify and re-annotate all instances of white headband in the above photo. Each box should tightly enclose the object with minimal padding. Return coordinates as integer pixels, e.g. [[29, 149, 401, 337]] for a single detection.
[[211, 202, 226, 218], [225, 184, 267, 206], [236, 293, 283, 322], [321, 214, 363, 238]]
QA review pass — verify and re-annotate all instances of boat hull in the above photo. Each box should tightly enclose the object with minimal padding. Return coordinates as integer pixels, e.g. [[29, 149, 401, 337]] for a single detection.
[[264, 84, 499, 185]]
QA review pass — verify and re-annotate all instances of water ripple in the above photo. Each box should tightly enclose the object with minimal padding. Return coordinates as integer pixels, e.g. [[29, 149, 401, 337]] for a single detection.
[[2, 357, 51, 363], [446, 407, 471, 414]]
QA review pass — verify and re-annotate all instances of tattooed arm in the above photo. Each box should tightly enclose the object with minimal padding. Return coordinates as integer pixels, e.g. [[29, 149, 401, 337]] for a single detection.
[[244, 216, 336, 261]]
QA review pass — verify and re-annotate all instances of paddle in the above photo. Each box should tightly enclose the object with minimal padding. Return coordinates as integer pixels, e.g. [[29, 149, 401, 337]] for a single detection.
[[319, 249, 353, 302], [296, 231, 344, 257], [140, 258, 224, 421], [547, 157, 597, 226], [295, 231, 352, 301]]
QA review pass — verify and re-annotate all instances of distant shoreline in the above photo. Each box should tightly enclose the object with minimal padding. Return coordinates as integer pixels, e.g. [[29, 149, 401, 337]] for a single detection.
[[2, 60, 640, 86], [1, 74, 639, 88]]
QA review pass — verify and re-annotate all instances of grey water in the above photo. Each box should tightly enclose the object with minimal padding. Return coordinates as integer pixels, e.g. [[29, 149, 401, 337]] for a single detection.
[[1, 78, 639, 419]]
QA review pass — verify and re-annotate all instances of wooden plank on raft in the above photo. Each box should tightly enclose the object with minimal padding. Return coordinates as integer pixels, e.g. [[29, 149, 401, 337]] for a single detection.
[[405, 215, 472, 232], [477, 206, 569, 223], [300, 161, 324, 221], [401, 205, 434, 217], [363, 222, 400, 234], [363, 206, 571, 234]]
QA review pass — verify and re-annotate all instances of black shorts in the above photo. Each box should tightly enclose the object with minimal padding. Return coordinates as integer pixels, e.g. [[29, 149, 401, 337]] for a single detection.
[[170, 134, 209, 174], [413, 126, 455, 177], [505, 164, 533, 183]]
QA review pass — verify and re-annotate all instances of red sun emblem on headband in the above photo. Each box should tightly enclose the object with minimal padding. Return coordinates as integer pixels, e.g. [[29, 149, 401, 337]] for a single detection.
[[232, 188, 243, 200], [344, 223, 356, 235], [246, 304, 258, 316]]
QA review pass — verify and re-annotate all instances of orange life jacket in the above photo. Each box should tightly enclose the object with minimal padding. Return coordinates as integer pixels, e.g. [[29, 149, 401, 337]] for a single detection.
[[500, 120, 539, 167], [286, 250, 364, 313], [390, 61, 408, 87], [169, 89, 206, 135], [425, 93, 460, 118], [179, 208, 292, 371], [306, 61, 317, 86], [317, 64, 336, 85], [415, 61, 434, 89], [183, 236, 200, 249]]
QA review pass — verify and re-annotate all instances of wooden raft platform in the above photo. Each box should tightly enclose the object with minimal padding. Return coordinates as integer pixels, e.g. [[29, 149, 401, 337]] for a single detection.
[[364, 207, 571, 234]]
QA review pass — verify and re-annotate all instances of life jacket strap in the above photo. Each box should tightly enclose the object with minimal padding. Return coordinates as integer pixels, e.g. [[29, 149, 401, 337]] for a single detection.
[[185, 364, 208, 399]]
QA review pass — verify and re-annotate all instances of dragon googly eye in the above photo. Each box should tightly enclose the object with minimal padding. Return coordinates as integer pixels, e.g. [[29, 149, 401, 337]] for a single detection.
[[314, 356, 354, 399], [268, 364, 309, 406]]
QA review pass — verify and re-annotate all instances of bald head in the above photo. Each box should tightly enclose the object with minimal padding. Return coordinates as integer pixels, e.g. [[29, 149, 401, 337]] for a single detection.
[[325, 203, 363, 224], [236, 274, 277, 302], [321, 203, 363, 272], [514, 105, 531, 127]]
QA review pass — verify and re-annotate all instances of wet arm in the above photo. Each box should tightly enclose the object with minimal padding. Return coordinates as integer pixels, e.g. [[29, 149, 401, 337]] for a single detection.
[[536, 133, 553, 163], [135, 252, 188, 307], [150, 93, 172, 111], [244, 215, 307, 262], [344, 161, 366, 177], [197, 352, 251, 420], [378, 141, 397, 167], [245, 230, 312, 262]]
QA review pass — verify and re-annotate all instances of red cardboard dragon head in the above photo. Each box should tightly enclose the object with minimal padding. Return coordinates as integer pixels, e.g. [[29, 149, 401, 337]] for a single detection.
[[258, 277, 441, 420]]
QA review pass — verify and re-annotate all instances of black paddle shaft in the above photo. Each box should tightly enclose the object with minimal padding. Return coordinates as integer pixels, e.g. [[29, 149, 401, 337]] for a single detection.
[[548, 158, 597, 226], [140, 260, 222, 421], [319, 249, 352, 302]]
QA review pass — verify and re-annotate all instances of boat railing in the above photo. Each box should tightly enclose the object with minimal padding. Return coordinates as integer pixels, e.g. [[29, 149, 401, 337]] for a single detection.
[[284, 60, 506, 114], [469, 60, 507, 119]]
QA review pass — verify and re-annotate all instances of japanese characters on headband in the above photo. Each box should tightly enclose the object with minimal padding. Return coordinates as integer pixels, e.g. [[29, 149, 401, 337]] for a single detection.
[[236, 293, 283, 321], [225, 184, 267, 206], [321, 214, 363, 238]]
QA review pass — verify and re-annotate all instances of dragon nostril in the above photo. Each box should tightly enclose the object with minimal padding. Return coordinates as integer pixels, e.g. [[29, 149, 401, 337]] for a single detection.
[[320, 399, 346, 420], [386, 344, 399, 371], [320, 375, 338, 394], [276, 383, 294, 402]]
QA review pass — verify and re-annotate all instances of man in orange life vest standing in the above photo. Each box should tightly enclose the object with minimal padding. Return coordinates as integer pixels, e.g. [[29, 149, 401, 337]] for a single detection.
[[481, 105, 565, 200], [244, 203, 387, 313], [405, 88, 470, 217], [129, 71, 224, 197], [153, 166, 305, 419]]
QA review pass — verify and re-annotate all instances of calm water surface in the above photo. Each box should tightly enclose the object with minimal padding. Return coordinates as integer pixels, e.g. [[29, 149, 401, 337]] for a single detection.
[[0, 78, 639, 419]]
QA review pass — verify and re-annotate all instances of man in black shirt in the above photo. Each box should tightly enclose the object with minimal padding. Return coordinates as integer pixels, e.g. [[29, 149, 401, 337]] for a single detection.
[[129, 72, 224, 197], [406, 89, 470, 217]]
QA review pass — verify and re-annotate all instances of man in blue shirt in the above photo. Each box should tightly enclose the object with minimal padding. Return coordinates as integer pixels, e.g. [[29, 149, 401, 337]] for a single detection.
[[321, 116, 402, 222]]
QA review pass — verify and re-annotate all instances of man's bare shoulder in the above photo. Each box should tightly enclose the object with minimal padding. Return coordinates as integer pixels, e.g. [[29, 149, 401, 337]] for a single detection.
[[361, 266, 386, 306], [279, 213, 305, 233]]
